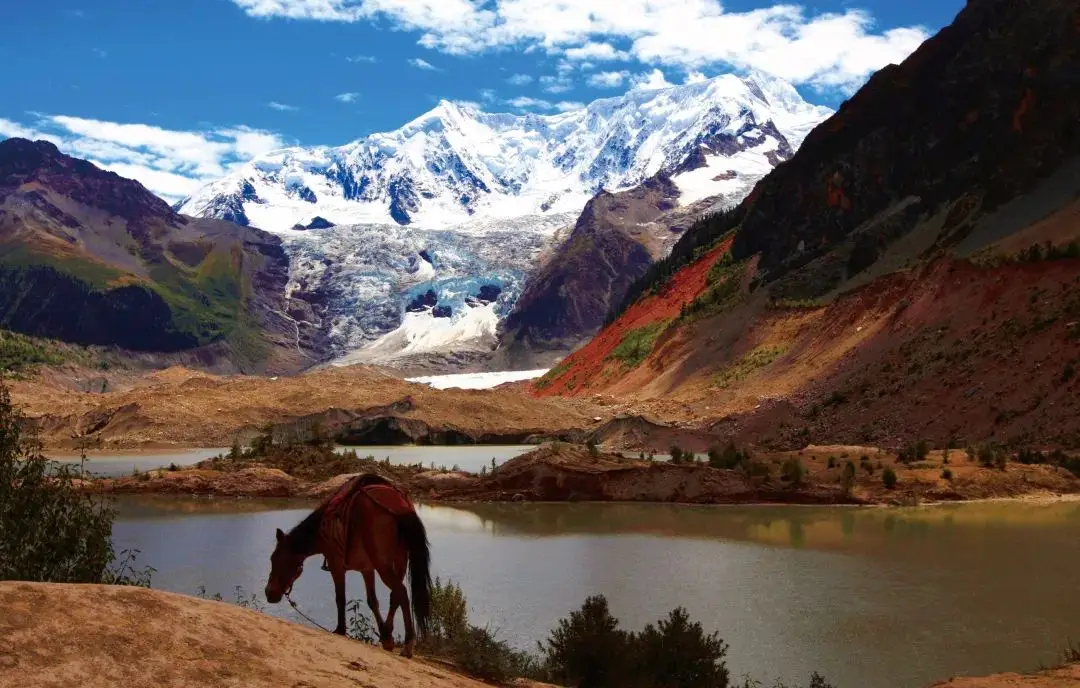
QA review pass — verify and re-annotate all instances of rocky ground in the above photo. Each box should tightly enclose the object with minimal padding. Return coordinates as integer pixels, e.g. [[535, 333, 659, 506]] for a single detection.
[[85, 443, 1080, 506]]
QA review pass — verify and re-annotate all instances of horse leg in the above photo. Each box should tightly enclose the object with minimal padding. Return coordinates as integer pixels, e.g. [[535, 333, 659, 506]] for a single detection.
[[380, 564, 415, 658], [362, 569, 390, 649], [330, 563, 348, 636]]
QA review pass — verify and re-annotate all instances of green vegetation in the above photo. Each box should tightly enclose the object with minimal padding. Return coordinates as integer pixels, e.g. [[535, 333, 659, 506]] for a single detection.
[[840, 461, 857, 496], [534, 359, 574, 390], [681, 257, 748, 322], [607, 205, 745, 326], [898, 440, 929, 464], [0, 380, 152, 585], [780, 457, 806, 487], [0, 329, 64, 373], [608, 321, 669, 368], [670, 444, 686, 464], [708, 443, 752, 470], [882, 467, 898, 489], [942, 468, 953, 481], [712, 345, 788, 389]]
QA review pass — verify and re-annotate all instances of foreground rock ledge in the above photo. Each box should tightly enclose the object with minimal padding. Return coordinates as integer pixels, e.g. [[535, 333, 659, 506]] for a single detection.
[[0, 582, 515, 688]]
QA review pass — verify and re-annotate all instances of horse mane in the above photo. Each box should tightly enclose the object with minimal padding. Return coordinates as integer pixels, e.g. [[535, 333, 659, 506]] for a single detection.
[[286, 473, 395, 555]]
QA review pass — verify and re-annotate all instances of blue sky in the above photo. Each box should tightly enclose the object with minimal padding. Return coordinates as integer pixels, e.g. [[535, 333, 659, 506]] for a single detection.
[[0, 0, 963, 202]]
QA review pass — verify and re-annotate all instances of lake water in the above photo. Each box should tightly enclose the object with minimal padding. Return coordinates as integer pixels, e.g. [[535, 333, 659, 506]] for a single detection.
[[111, 497, 1080, 688], [49, 445, 537, 477]]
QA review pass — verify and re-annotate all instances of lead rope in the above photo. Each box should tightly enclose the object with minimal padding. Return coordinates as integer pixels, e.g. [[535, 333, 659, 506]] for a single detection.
[[285, 591, 334, 634]]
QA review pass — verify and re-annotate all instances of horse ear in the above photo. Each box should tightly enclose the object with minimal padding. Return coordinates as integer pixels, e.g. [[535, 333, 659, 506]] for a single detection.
[[275, 528, 285, 544]]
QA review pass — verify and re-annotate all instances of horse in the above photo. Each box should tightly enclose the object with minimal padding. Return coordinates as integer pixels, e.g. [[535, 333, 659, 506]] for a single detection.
[[264, 473, 432, 657]]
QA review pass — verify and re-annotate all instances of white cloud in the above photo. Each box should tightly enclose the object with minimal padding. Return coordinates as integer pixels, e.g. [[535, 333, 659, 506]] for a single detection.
[[684, 71, 709, 84], [587, 70, 629, 88], [229, 0, 928, 93], [539, 74, 573, 94], [92, 48, 107, 58], [0, 115, 286, 203], [408, 57, 439, 71], [345, 54, 377, 62], [335, 92, 360, 103], [478, 88, 498, 103], [630, 68, 675, 91], [564, 42, 629, 62], [268, 101, 298, 111], [505, 96, 553, 111], [554, 101, 584, 112], [506, 73, 533, 85]]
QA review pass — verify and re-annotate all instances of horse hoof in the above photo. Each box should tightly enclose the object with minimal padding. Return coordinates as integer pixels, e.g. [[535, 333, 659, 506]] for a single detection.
[[400, 648, 414, 659]]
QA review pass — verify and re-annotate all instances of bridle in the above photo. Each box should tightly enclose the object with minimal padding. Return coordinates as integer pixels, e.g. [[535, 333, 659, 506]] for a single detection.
[[280, 561, 335, 634]]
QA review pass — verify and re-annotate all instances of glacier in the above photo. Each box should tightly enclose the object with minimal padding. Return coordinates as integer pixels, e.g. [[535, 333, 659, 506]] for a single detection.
[[178, 72, 832, 366]]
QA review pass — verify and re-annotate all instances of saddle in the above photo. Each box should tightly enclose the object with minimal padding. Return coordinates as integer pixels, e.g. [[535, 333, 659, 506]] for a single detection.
[[321, 474, 413, 571]]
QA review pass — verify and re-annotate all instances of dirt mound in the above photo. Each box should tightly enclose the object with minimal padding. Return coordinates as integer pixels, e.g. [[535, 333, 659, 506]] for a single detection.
[[9, 363, 603, 450], [0, 582, 499, 688], [930, 664, 1080, 688]]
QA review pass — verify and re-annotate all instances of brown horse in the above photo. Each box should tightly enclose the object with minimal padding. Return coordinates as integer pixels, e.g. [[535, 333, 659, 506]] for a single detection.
[[264, 474, 432, 657]]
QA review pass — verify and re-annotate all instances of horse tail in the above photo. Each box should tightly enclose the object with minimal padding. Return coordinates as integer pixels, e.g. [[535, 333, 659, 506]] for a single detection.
[[397, 511, 432, 636]]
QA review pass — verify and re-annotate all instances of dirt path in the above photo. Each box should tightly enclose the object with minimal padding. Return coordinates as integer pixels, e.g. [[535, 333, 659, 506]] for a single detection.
[[0, 582, 503, 688]]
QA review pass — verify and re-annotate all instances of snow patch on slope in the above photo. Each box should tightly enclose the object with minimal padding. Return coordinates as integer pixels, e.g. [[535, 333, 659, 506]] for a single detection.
[[406, 368, 549, 390]]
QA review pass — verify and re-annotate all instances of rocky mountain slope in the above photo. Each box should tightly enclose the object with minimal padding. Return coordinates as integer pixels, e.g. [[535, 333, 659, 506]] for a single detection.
[[0, 138, 313, 372], [534, 0, 1080, 451], [178, 75, 831, 367]]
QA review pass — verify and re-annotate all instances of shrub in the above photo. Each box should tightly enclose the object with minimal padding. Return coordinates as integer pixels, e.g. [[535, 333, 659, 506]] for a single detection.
[[634, 607, 730, 688], [542, 595, 631, 687], [587, 440, 600, 458], [0, 381, 150, 585], [1062, 363, 1075, 384], [942, 468, 953, 481], [840, 461, 857, 496], [708, 443, 747, 470], [780, 458, 805, 487], [882, 467, 898, 489], [742, 460, 772, 480], [898, 440, 929, 463], [670, 445, 685, 464]]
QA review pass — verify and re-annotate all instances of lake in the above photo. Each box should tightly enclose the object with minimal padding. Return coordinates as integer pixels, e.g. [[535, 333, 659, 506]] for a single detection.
[[111, 497, 1080, 688]]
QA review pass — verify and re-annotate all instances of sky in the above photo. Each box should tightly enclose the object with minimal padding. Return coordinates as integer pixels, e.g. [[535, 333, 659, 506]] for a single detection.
[[0, 0, 963, 203]]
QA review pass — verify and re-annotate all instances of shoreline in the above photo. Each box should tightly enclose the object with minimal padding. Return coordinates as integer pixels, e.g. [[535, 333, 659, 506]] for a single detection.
[[83, 443, 1080, 508]]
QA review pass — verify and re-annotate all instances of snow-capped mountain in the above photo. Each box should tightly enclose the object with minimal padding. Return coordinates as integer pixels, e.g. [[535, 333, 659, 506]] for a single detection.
[[179, 73, 832, 366], [179, 72, 830, 232]]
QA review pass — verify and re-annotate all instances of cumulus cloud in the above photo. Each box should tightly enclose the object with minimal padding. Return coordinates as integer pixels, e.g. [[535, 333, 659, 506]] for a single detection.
[[408, 57, 439, 71], [539, 74, 573, 94], [0, 115, 286, 203], [587, 70, 629, 88], [554, 101, 584, 112], [506, 73, 533, 85], [229, 0, 928, 93], [335, 92, 360, 103], [505, 96, 552, 110], [630, 69, 675, 91]]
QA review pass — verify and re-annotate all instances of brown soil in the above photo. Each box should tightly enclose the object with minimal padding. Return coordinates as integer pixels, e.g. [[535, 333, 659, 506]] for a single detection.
[[86, 443, 1080, 506], [8, 364, 605, 450], [930, 664, 1080, 687], [535, 253, 1080, 452], [0, 581, 546, 688]]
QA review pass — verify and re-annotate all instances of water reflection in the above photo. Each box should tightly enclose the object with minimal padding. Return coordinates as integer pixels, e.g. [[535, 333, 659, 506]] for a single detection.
[[111, 498, 1080, 688]]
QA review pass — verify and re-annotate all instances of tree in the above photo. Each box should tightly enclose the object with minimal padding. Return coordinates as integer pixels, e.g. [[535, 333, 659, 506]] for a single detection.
[[781, 457, 805, 486], [634, 607, 729, 688], [541, 595, 631, 688], [670, 445, 685, 464], [0, 381, 134, 583], [840, 461, 857, 497]]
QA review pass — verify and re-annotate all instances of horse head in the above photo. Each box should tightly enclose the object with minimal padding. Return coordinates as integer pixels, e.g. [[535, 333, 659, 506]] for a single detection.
[[265, 528, 305, 603]]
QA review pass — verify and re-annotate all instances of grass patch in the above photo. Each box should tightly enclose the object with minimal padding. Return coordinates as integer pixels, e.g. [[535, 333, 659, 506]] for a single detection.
[[712, 345, 788, 389], [607, 320, 669, 369], [534, 359, 574, 390], [0, 329, 65, 373], [680, 257, 748, 322]]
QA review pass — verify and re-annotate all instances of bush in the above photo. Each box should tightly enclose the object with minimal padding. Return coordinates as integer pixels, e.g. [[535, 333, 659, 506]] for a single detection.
[[826, 456, 836, 469], [882, 467, 898, 489], [708, 443, 748, 470], [840, 461, 857, 496], [780, 458, 805, 486], [898, 440, 929, 463], [542, 595, 631, 687], [634, 607, 730, 688], [670, 445, 685, 464], [587, 440, 600, 458], [942, 468, 953, 481], [0, 381, 150, 585]]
